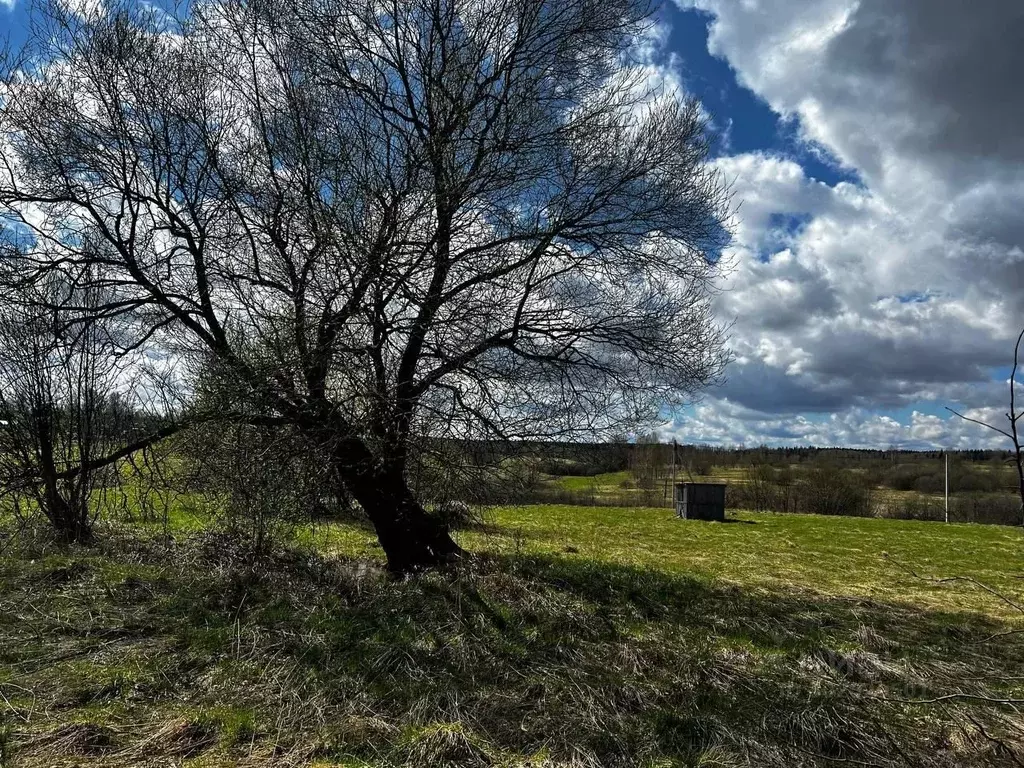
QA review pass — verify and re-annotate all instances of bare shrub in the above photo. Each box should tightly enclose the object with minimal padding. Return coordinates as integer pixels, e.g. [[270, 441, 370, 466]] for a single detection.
[[799, 468, 872, 517], [0, 272, 149, 542], [182, 422, 343, 557], [630, 433, 672, 492], [746, 464, 792, 513], [948, 493, 1023, 526]]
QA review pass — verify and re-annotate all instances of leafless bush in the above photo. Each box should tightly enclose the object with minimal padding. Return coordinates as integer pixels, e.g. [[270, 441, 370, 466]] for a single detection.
[[798, 468, 872, 517], [0, 270, 149, 542], [630, 433, 670, 491], [181, 422, 343, 556], [874, 495, 942, 522], [726, 466, 869, 517], [948, 494, 1023, 526], [744, 464, 795, 513]]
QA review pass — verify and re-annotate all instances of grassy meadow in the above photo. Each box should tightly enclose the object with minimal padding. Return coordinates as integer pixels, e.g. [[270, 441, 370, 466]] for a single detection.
[[540, 457, 1022, 526], [2, 503, 1023, 767]]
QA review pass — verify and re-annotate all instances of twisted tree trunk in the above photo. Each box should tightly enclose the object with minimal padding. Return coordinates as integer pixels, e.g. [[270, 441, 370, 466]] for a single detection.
[[344, 463, 463, 574], [321, 427, 462, 574]]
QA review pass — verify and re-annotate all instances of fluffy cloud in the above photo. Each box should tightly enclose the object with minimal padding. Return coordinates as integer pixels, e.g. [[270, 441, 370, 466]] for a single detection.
[[664, 0, 1024, 446], [714, 153, 1012, 409]]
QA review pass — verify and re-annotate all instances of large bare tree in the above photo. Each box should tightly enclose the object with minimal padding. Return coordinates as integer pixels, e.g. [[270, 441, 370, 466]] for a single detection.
[[0, 0, 730, 571]]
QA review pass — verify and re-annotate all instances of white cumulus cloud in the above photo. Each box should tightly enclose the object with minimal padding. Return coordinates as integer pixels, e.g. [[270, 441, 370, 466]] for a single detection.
[[662, 0, 1024, 446]]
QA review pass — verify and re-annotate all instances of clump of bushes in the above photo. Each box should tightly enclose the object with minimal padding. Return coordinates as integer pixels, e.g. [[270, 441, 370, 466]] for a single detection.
[[949, 494, 1022, 525], [876, 492, 1022, 525], [729, 465, 870, 517], [728, 464, 796, 513], [799, 468, 871, 517], [881, 466, 926, 492], [881, 464, 1009, 494], [181, 423, 344, 556]]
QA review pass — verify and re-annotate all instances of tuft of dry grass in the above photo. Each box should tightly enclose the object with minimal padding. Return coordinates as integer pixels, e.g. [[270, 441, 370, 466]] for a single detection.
[[122, 718, 218, 759], [19, 723, 116, 757], [403, 722, 494, 767]]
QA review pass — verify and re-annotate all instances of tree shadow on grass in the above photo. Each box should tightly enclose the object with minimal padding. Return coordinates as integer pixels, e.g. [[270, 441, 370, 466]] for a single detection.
[[3, 537, 1023, 767], [183, 547, 1024, 765]]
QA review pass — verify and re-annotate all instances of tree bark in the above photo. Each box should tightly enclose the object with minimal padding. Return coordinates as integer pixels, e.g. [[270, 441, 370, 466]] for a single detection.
[[320, 428, 462, 573], [34, 406, 93, 544], [344, 464, 463, 574], [46, 493, 92, 544]]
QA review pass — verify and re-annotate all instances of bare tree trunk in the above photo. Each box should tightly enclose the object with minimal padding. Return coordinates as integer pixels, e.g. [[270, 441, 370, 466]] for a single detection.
[[1008, 332, 1024, 525], [317, 424, 462, 574], [34, 404, 93, 543], [344, 464, 463, 574], [48, 497, 92, 543], [1011, 434, 1024, 526]]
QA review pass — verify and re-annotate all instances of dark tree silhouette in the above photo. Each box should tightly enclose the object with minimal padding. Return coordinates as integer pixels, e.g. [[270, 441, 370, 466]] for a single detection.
[[0, 267, 139, 542], [0, 0, 731, 571], [947, 327, 1024, 526]]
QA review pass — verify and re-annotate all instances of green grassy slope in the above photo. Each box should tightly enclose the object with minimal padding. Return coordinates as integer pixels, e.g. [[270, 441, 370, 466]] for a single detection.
[[313, 505, 1024, 619]]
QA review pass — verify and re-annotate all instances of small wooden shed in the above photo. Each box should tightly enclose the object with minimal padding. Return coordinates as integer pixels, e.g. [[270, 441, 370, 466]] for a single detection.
[[674, 482, 726, 521]]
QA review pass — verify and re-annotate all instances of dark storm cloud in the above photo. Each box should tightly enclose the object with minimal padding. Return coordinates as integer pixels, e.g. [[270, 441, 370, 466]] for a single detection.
[[823, 0, 1024, 169]]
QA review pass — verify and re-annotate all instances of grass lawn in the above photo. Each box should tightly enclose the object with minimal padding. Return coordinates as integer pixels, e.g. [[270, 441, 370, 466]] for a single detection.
[[1, 506, 1023, 767]]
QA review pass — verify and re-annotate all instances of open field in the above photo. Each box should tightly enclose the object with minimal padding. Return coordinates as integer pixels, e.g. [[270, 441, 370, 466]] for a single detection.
[[540, 458, 1022, 526], [313, 506, 1024, 618], [2, 506, 1023, 767]]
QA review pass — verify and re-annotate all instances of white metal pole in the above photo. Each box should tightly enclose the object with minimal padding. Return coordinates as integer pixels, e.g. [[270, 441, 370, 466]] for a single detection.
[[671, 439, 677, 512], [944, 451, 949, 523]]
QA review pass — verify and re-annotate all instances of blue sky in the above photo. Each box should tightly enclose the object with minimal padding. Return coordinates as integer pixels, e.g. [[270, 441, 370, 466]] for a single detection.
[[1, 3, 28, 47], [663, 6, 856, 189], [2, 0, 1022, 450], [646, 1, 1024, 449]]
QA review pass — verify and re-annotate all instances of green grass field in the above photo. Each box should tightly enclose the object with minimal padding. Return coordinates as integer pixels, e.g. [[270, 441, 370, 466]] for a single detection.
[[1, 506, 1023, 766], [313, 506, 1024, 619]]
